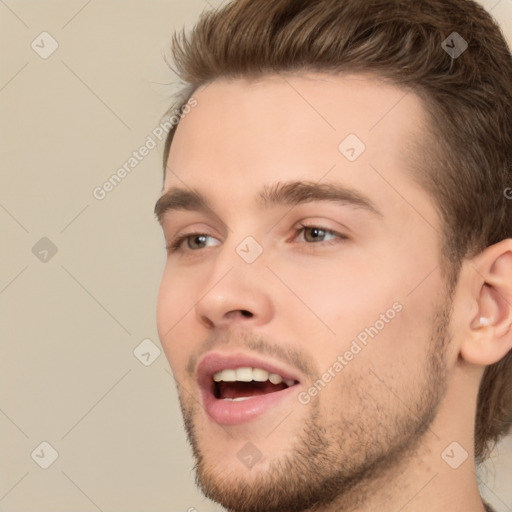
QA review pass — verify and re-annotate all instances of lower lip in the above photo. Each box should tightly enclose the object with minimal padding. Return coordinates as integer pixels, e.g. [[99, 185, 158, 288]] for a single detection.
[[201, 385, 300, 425]]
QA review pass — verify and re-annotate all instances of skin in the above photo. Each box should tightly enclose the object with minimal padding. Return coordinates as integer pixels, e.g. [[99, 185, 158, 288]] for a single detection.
[[155, 73, 512, 512]]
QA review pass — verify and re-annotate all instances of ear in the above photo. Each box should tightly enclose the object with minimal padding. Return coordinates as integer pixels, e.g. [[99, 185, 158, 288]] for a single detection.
[[458, 239, 512, 366]]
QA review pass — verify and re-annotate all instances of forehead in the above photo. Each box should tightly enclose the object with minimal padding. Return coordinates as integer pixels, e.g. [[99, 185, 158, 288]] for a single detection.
[[164, 72, 430, 216]]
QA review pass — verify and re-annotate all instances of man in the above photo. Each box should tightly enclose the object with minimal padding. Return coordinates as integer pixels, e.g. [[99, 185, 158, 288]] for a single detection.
[[154, 0, 512, 510]]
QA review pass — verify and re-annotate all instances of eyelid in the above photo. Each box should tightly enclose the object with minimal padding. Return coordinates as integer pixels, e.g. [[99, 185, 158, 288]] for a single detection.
[[164, 220, 220, 245], [290, 216, 351, 235]]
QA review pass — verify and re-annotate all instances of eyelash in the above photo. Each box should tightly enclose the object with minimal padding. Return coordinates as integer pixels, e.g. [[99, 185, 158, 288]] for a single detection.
[[166, 223, 348, 254]]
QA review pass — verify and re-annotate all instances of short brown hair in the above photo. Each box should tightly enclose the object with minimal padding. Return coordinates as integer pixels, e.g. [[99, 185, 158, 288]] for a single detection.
[[162, 0, 512, 463]]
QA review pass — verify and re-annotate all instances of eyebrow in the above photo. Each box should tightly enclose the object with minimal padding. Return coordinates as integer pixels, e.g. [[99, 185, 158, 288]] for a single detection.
[[154, 180, 382, 225]]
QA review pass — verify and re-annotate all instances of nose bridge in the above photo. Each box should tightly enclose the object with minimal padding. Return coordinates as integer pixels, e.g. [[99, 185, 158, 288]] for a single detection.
[[214, 227, 267, 278], [194, 232, 272, 327]]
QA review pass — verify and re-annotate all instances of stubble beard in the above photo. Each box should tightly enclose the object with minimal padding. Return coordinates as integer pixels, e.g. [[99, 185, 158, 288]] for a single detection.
[[176, 297, 452, 512]]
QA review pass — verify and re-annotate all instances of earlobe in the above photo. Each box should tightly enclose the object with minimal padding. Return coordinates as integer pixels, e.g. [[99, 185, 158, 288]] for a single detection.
[[459, 240, 512, 367]]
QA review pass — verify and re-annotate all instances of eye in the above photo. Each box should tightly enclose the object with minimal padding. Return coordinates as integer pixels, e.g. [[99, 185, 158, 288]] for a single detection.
[[292, 223, 347, 245], [166, 232, 220, 253], [166, 223, 347, 255]]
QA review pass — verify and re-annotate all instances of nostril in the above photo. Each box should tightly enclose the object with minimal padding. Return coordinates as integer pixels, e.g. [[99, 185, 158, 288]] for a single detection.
[[200, 315, 214, 328], [224, 309, 254, 321]]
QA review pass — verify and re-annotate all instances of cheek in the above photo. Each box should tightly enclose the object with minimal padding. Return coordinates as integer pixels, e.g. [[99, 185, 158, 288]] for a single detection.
[[278, 251, 394, 331], [284, 250, 441, 373], [156, 268, 174, 340], [156, 265, 197, 330], [309, 305, 436, 426], [156, 266, 196, 373]]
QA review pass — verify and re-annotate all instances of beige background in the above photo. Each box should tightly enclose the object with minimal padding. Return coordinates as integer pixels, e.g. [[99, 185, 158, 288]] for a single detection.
[[0, 1, 511, 511]]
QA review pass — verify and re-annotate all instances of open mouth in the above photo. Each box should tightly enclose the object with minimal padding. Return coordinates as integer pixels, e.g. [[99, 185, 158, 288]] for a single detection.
[[197, 353, 303, 424], [212, 367, 298, 401]]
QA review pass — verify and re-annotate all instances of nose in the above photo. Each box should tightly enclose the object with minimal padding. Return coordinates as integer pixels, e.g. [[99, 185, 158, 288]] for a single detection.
[[194, 255, 274, 329]]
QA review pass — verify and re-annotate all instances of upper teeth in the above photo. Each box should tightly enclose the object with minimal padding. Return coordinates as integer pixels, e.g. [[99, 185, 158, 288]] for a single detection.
[[213, 367, 294, 387]]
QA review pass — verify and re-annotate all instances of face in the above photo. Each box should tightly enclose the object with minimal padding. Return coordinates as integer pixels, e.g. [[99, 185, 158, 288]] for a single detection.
[[156, 73, 453, 512]]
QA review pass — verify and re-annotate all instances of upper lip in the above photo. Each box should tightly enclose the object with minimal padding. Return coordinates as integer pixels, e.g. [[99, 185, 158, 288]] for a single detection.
[[196, 351, 302, 390]]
